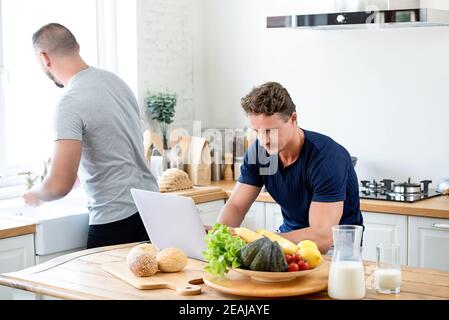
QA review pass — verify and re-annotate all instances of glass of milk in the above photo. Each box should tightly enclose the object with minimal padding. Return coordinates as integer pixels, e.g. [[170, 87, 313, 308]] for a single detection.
[[375, 243, 402, 295]]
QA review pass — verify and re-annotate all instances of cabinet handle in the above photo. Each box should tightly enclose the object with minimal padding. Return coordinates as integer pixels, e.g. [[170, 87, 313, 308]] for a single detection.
[[432, 223, 449, 231], [197, 207, 203, 214]]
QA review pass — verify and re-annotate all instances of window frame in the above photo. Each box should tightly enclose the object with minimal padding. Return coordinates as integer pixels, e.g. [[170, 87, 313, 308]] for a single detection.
[[0, 0, 7, 171]]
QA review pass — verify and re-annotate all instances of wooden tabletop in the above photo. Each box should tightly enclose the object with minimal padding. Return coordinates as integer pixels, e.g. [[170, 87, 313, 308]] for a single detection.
[[211, 181, 449, 219], [0, 243, 448, 300], [0, 218, 36, 240]]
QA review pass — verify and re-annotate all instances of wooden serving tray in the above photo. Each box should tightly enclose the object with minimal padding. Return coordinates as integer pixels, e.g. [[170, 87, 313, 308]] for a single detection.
[[203, 260, 330, 298], [102, 259, 205, 296]]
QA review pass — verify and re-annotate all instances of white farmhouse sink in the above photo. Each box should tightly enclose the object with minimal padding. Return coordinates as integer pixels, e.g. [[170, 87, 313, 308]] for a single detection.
[[0, 190, 89, 256]]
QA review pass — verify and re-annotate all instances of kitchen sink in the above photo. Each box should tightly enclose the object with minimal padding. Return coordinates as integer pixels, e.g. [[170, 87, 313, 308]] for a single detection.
[[0, 190, 89, 256]]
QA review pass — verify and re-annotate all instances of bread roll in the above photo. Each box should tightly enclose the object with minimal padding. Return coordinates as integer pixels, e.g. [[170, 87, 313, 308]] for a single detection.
[[127, 244, 159, 277], [156, 248, 188, 273]]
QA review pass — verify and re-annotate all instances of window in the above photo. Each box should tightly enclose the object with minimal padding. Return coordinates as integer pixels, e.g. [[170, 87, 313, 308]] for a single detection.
[[0, 0, 6, 170], [0, 0, 98, 173], [0, 0, 139, 181]]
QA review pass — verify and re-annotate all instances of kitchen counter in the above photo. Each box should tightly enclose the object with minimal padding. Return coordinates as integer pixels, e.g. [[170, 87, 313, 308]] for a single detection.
[[0, 218, 36, 240], [168, 185, 228, 204], [0, 242, 448, 300], [210, 181, 449, 219]]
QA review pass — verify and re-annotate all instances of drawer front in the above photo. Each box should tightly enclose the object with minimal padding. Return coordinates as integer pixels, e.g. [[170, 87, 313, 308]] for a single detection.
[[265, 203, 283, 232], [408, 216, 449, 271], [241, 202, 265, 230], [196, 200, 225, 226], [361, 211, 408, 264]]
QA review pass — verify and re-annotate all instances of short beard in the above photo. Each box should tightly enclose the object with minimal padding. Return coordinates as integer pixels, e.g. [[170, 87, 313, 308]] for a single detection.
[[45, 70, 64, 88]]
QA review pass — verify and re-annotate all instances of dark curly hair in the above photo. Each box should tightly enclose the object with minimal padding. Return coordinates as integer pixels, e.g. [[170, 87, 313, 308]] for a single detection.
[[241, 82, 296, 121]]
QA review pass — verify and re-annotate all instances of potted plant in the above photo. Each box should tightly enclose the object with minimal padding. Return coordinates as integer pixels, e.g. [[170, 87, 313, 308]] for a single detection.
[[145, 91, 177, 151]]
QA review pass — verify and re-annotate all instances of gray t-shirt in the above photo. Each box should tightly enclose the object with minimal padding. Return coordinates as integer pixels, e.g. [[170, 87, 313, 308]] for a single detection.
[[53, 67, 159, 225]]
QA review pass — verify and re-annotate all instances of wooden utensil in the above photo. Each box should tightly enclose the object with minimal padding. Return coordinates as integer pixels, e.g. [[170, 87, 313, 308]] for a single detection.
[[203, 260, 330, 298], [102, 260, 204, 296]]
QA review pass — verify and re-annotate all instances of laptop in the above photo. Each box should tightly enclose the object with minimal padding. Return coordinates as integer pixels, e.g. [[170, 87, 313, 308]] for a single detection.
[[130, 188, 208, 261]]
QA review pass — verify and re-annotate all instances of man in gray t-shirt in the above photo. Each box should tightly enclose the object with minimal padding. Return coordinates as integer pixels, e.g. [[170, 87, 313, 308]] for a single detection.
[[24, 23, 159, 248]]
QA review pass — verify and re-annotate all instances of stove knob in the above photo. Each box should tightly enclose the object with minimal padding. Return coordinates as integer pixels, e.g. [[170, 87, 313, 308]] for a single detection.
[[420, 180, 432, 194], [337, 14, 346, 23], [360, 180, 370, 188], [381, 179, 395, 192]]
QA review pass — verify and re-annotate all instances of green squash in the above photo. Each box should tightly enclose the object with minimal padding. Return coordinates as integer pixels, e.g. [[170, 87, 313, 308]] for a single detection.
[[248, 239, 273, 271], [239, 236, 289, 272], [270, 241, 288, 272], [239, 236, 269, 269]]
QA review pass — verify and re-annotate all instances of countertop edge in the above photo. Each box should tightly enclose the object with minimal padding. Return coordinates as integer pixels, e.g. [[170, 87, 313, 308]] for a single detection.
[[0, 275, 101, 300], [209, 181, 449, 219], [0, 220, 36, 240], [360, 202, 449, 219]]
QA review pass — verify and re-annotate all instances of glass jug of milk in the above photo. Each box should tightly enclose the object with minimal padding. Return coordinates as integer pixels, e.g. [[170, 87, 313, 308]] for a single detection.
[[328, 225, 366, 300]]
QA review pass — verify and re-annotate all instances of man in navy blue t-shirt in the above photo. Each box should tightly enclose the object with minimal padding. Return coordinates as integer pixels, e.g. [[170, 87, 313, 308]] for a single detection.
[[217, 82, 363, 254]]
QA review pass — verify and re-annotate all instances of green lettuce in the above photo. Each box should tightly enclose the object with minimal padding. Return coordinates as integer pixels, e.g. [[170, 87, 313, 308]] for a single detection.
[[203, 223, 246, 277]]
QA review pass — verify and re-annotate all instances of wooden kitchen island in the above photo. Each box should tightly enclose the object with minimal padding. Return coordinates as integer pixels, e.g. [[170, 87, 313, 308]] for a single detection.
[[0, 243, 448, 300]]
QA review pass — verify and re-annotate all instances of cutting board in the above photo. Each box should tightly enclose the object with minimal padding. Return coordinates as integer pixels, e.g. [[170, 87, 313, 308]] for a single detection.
[[164, 186, 223, 197], [102, 259, 205, 296], [203, 260, 330, 298]]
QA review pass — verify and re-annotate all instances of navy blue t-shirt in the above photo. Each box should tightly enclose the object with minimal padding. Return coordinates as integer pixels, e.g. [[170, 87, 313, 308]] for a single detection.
[[238, 129, 363, 232]]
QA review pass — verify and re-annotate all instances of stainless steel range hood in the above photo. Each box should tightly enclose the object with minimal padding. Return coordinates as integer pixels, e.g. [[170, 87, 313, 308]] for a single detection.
[[267, 8, 449, 30]]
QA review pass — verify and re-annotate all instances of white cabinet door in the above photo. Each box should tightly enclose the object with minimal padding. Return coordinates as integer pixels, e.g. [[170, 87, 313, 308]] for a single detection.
[[265, 203, 284, 232], [241, 202, 265, 231], [408, 216, 449, 272], [0, 234, 35, 299], [361, 212, 408, 265], [196, 200, 225, 226]]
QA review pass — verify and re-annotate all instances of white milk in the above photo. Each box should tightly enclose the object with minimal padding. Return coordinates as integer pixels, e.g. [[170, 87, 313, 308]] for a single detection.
[[375, 269, 402, 291], [328, 261, 366, 300]]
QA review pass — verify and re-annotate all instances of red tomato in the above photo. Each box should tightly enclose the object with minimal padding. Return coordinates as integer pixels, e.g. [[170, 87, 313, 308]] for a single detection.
[[285, 254, 293, 264], [288, 263, 299, 272], [298, 261, 310, 271], [292, 253, 302, 263]]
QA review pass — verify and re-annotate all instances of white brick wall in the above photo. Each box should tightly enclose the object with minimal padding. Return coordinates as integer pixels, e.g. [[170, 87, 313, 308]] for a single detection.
[[137, 0, 195, 133]]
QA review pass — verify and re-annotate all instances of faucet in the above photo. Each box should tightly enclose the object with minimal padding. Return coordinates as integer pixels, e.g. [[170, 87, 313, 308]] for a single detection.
[[41, 158, 51, 182], [18, 171, 39, 190], [18, 158, 51, 190]]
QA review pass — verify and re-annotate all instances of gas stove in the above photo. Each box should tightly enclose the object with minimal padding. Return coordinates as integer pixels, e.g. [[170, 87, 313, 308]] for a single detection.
[[359, 178, 442, 203]]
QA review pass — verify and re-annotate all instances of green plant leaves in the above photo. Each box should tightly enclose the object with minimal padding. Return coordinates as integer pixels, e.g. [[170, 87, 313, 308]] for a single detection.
[[203, 223, 246, 278], [145, 92, 177, 125]]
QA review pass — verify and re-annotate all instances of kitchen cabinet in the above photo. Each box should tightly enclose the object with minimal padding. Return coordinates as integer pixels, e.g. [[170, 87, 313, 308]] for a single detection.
[[241, 202, 265, 231], [0, 234, 35, 299], [265, 203, 284, 232], [196, 200, 225, 226], [361, 212, 407, 265], [408, 216, 449, 272]]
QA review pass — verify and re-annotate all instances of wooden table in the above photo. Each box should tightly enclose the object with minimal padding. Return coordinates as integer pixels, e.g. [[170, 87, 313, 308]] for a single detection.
[[0, 243, 448, 300]]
